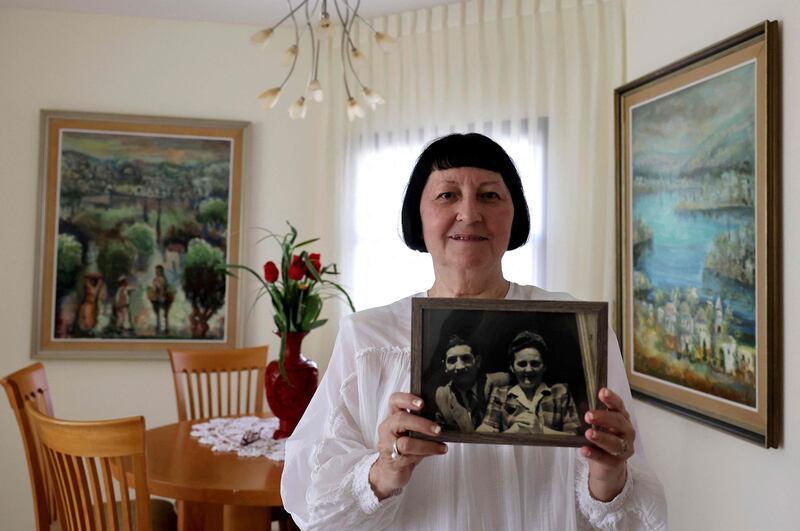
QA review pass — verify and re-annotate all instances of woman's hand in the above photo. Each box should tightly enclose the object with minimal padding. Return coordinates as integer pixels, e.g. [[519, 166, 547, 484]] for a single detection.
[[369, 392, 448, 500], [581, 388, 635, 502]]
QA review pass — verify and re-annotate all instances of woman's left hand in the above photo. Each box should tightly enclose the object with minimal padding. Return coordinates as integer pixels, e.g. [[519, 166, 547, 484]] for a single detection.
[[581, 387, 635, 502]]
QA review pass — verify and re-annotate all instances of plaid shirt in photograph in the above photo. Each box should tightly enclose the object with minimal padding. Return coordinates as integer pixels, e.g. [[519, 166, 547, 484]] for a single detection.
[[480, 382, 581, 434]]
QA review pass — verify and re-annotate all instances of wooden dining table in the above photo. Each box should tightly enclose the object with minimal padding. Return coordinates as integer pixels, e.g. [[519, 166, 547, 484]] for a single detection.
[[143, 418, 287, 531]]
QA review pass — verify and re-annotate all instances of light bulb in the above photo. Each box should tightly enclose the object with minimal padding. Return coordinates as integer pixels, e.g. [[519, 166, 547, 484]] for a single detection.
[[350, 47, 366, 65], [250, 28, 274, 48], [289, 96, 308, 119], [257, 87, 282, 109], [374, 31, 397, 53], [283, 44, 299, 66], [346, 98, 366, 121], [362, 87, 385, 110], [307, 80, 324, 102], [318, 13, 333, 40]]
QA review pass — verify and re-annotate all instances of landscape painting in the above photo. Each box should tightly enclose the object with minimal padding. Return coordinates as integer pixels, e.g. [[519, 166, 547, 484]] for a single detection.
[[35, 111, 247, 358], [616, 21, 781, 447], [630, 61, 757, 407]]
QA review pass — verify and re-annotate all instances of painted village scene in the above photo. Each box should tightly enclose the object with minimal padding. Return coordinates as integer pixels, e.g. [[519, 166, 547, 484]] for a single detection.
[[630, 62, 757, 408], [52, 130, 233, 341]]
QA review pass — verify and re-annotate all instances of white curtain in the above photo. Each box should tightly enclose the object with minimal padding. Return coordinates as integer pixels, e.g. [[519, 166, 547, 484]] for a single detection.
[[318, 0, 625, 313]]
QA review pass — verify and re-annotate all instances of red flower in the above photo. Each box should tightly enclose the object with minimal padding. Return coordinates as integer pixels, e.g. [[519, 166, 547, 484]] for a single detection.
[[263, 261, 279, 283], [287, 264, 305, 280], [288, 256, 305, 281], [306, 253, 321, 279]]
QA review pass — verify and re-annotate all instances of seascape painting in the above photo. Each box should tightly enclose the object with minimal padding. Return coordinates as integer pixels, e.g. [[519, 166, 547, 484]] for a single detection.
[[52, 130, 234, 342], [629, 61, 757, 408]]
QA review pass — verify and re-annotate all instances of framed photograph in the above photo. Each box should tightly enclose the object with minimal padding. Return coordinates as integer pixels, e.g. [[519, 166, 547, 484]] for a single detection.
[[410, 298, 607, 447], [615, 21, 781, 446], [33, 110, 249, 359]]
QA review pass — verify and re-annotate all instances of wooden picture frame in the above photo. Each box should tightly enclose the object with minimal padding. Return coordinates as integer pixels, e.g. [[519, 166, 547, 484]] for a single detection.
[[410, 298, 607, 447], [615, 21, 782, 447], [33, 110, 249, 359]]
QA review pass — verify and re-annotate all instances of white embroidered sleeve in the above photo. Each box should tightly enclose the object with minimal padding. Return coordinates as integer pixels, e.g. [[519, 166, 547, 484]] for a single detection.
[[574, 328, 668, 530], [352, 452, 404, 514], [575, 455, 667, 530]]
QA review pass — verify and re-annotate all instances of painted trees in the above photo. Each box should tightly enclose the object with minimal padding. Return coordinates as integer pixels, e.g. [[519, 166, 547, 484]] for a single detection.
[[182, 239, 226, 338]]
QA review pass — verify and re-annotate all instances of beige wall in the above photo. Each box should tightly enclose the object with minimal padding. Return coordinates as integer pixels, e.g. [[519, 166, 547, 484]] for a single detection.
[[0, 8, 339, 529], [626, 1, 799, 530]]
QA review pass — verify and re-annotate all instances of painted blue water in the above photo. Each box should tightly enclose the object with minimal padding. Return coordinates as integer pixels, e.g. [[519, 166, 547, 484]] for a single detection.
[[634, 191, 755, 339]]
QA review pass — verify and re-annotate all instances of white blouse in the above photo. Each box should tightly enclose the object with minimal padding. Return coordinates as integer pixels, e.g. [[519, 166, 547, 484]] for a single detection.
[[282, 283, 667, 530]]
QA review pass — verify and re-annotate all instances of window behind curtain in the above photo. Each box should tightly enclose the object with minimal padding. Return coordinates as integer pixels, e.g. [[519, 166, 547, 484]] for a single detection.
[[346, 122, 548, 311]]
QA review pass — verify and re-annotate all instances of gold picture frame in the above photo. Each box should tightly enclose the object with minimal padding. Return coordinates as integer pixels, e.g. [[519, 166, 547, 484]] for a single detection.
[[615, 21, 782, 447], [33, 110, 249, 359]]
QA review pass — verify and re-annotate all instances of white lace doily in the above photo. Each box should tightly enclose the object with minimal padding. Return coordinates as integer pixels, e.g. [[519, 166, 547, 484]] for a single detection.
[[190, 416, 285, 461]]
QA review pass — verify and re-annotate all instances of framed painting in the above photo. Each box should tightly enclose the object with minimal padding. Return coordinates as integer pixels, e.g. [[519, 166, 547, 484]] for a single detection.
[[615, 21, 781, 446], [410, 298, 607, 448], [33, 110, 250, 359]]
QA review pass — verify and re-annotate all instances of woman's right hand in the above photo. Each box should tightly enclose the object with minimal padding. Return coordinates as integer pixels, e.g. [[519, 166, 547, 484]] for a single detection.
[[368, 392, 448, 500]]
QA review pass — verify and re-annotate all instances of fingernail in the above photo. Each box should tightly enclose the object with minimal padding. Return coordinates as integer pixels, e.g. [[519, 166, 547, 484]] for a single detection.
[[585, 412, 594, 422], [589, 430, 597, 440], [584, 448, 592, 457], [441, 445, 448, 453], [602, 388, 610, 398], [432, 424, 442, 434], [413, 398, 423, 408]]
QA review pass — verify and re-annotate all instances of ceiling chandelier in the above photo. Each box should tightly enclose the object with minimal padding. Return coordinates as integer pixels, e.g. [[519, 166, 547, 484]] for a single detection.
[[252, 0, 396, 121]]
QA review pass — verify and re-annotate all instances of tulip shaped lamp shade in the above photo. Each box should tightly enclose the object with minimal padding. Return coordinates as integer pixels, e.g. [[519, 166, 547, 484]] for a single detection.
[[252, 0, 395, 121]]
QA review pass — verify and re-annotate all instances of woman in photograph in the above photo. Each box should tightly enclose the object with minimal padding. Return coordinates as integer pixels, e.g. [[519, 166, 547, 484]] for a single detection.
[[478, 330, 581, 434], [283, 133, 667, 530]]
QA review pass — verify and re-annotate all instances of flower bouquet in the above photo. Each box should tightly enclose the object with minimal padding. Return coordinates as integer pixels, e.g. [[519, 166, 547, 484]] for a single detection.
[[227, 222, 355, 376], [226, 222, 355, 438]]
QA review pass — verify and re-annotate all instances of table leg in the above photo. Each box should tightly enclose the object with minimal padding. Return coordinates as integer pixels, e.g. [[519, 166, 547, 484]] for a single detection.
[[177, 500, 223, 531], [223, 505, 271, 531]]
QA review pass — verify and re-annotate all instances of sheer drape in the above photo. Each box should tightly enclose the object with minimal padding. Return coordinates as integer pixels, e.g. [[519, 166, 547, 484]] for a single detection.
[[319, 0, 625, 323]]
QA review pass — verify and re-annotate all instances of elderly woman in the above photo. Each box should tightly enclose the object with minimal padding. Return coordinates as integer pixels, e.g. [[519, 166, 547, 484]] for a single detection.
[[282, 134, 667, 530], [478, 330, 581, 434]]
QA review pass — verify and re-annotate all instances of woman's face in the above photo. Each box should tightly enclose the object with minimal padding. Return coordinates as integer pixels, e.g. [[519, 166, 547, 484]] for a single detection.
[[419, 167, 514, 272], [511, 347, 545, 392]]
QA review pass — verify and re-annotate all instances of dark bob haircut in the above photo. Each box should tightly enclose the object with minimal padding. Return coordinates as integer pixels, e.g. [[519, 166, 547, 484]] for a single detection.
[[400, 133, 530, 252], [507, 330, 550, 366]]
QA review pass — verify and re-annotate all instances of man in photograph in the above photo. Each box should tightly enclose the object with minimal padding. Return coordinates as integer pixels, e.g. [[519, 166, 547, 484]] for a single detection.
[[434, 335, 492, 432]]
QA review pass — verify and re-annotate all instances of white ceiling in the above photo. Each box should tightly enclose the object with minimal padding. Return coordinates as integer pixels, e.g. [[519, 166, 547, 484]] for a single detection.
[[0, 0, 451, 25]]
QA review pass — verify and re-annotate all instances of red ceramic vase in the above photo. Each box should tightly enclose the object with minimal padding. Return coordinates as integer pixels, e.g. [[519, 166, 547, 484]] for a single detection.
[[265, 331, 319, 439]]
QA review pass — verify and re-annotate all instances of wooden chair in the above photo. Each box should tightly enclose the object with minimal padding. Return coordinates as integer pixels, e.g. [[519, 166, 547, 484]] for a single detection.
[[2, 363, 58, 531], [26, 406, 173, 531], [167, 346, 268, 421], [167, 346, 295, 530]]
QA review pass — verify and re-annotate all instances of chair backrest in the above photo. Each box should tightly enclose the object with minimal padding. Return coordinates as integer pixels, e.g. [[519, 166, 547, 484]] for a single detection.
[[167, 346, 268, 421], [27, 406, 152, 531], [1, 363, 57, 531]]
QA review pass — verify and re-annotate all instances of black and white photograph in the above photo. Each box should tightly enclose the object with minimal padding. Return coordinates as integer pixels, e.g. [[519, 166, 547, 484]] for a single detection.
[[411, 298, 608, 447]]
